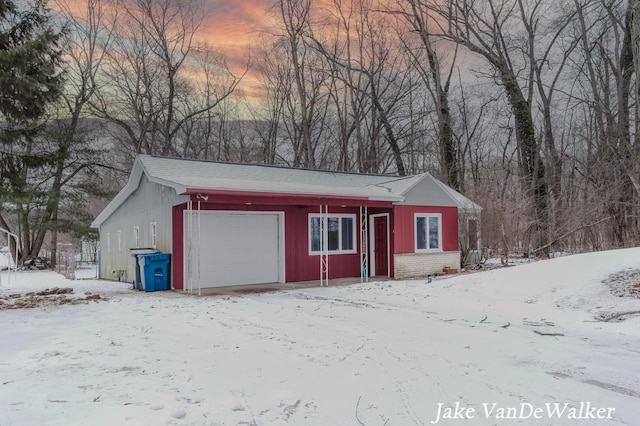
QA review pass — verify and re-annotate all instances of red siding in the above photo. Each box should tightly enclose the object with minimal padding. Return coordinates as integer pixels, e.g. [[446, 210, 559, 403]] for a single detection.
[[171, 200, 457, 288], [172, 203, 367, 289], [392, 205, 458, 254], [285, 205, 363, 282]]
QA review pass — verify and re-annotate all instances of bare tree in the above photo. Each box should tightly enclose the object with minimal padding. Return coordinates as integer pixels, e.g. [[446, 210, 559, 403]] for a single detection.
[[310, 0, 416, 175], [572, 0, 637, 245], [429, 0, 550, 251], [91, 0, 241, 157], [42, 0, 115, 266], [271, 0, 319, 168], [250, 38, 289, 165], [393, 0, 460, 188]]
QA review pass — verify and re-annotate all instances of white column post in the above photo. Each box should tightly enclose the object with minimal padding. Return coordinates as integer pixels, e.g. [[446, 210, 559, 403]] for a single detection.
[[320, 204, 329, 286], [360, 206, 368, 282], [197, 200, 202, 296], [186, 200, 193, 293]]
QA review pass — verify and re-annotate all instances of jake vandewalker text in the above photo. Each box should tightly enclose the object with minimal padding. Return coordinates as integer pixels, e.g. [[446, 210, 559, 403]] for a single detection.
[[430, 402, 615, 424]]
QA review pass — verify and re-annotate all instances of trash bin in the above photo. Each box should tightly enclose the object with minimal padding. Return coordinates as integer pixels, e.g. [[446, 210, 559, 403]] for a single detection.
[[130, 248, 159, 290], [138, 253, 171, 292]]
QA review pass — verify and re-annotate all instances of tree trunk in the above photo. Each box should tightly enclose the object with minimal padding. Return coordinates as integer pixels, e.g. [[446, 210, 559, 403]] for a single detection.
[[499, 65, 548, 239]]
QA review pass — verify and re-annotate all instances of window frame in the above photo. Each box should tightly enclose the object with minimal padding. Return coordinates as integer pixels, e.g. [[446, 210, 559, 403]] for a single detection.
[[133, 226, 140, 248], [308, 213, 357, 255], [106, 232, 111, 253], [150, 221, 157, 249], [414, 213, 443, 252], [117, 229, 122, 252]]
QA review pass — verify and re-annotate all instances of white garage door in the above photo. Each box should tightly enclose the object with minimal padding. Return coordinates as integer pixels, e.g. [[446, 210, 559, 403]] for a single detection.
[[185, 211, 283, 288]]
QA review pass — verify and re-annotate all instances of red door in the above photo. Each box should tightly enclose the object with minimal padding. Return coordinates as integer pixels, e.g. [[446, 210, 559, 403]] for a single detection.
[[374, 215, 389, 276]]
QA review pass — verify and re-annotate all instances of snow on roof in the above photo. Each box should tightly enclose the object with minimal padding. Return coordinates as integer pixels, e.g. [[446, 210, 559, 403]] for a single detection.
[[138, 155, 420, 201], [92, 155, 479, 227]]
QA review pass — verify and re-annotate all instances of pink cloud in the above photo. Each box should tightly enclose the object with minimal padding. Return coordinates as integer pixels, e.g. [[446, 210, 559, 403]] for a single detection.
[[202, 0, 272, 46]]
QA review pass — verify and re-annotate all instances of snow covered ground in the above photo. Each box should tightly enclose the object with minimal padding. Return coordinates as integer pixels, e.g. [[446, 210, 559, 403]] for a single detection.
[[1, 248, 640, 425]]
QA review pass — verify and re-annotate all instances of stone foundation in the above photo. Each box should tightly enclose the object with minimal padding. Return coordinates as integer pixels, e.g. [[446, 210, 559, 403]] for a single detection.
[[394, 251, 461, 279]]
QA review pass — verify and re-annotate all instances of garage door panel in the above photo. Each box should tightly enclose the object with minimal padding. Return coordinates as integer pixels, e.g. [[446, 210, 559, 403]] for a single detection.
[[186, 212, 283, 288]]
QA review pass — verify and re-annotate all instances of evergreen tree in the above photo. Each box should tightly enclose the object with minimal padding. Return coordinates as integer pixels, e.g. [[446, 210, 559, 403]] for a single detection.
[[0, 0, 64, 122], [0, 0, 65, 262]]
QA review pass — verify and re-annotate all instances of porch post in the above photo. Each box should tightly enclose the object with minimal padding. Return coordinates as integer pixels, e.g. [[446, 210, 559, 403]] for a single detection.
[[186, 199, 193, 293], [196, 200, 202, 296], [360, 206, 368, 282], [320, 204, 329, 286]]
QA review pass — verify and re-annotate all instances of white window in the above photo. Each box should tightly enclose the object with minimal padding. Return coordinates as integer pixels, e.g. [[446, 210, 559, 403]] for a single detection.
[[150, 222, 157, 249], [415, 213, 442, 252], [309, 214, 356, 255], [133, 226, 140, 248], [117, 230, 122, 252], [106, 232, 111, 253]]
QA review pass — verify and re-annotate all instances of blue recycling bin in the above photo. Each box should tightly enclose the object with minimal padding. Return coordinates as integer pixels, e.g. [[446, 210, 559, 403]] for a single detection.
[[130, 248, 159, 290], [138, 253, 171, 292]]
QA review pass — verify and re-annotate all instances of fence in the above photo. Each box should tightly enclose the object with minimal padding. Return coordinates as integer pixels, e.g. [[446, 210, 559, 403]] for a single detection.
[[53, 251, 98, 280]]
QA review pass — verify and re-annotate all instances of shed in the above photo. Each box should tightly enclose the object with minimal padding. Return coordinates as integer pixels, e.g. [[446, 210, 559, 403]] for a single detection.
[[91, 155, 480, 291]]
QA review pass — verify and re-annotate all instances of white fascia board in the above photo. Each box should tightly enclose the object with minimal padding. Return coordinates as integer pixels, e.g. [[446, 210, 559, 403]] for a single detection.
[[90, 159, 145, 228], [146, 176, 187, 195], [368, 195, 405, 202]]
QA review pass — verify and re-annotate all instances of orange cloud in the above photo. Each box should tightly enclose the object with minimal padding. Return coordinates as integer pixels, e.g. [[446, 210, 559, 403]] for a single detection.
[[202, 1, 271, 51], [199, 1, 279, 102]]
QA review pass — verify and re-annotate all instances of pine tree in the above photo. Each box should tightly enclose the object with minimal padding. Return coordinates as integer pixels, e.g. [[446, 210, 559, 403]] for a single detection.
[[0, 0, 64, 122], [0, 0, 65, 263]]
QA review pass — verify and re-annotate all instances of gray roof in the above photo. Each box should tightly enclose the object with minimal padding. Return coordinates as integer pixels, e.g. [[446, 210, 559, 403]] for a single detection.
[[140, 155, 422, 202], [92, 155, 480, 227], [431, 178, 482, 212]]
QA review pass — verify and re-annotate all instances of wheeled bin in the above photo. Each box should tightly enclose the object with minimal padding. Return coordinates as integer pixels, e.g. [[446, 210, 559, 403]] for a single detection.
[[138, 253, 171, 292], [130, 248, 159, 290]]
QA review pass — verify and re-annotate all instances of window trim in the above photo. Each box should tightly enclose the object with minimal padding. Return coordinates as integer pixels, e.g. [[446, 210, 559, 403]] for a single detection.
[[117, 230, 122, 252], [150, 221, 157, 249], [106, 232, 111, 253], [308, 213, 357, 255], [133, 226, 140, 248], [414, 213, 443, 253]]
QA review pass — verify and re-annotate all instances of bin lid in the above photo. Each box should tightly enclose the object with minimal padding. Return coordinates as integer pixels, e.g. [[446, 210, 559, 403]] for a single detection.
[[130, 248, 159, 256], [146, 253, 171, 261]]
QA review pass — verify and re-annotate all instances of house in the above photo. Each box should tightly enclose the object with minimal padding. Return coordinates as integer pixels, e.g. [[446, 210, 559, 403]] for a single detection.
[[91, 155, 481, 292]]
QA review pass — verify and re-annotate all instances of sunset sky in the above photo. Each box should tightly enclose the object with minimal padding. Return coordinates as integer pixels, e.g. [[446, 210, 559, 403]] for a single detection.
[[50, 0, 279, 101], [201, 0, 272, 62]]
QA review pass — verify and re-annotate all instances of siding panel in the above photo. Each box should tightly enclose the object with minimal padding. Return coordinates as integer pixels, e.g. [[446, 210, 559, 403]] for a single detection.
[[98, 176, 188, 283], [172, 203, 365, 289], [393, 205, 459, 254]]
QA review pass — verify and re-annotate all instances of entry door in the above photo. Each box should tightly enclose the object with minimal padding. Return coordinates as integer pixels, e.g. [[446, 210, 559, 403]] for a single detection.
[[373, 215, 389, 276]]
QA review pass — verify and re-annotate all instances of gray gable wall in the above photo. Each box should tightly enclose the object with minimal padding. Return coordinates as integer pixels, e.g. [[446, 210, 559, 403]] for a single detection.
[[400, 174, 460, 207], [98, 175, 188, 282]]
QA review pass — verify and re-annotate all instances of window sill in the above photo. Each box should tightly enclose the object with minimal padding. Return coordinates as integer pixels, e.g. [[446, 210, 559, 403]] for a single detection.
[[309, 250, 357, 256]]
